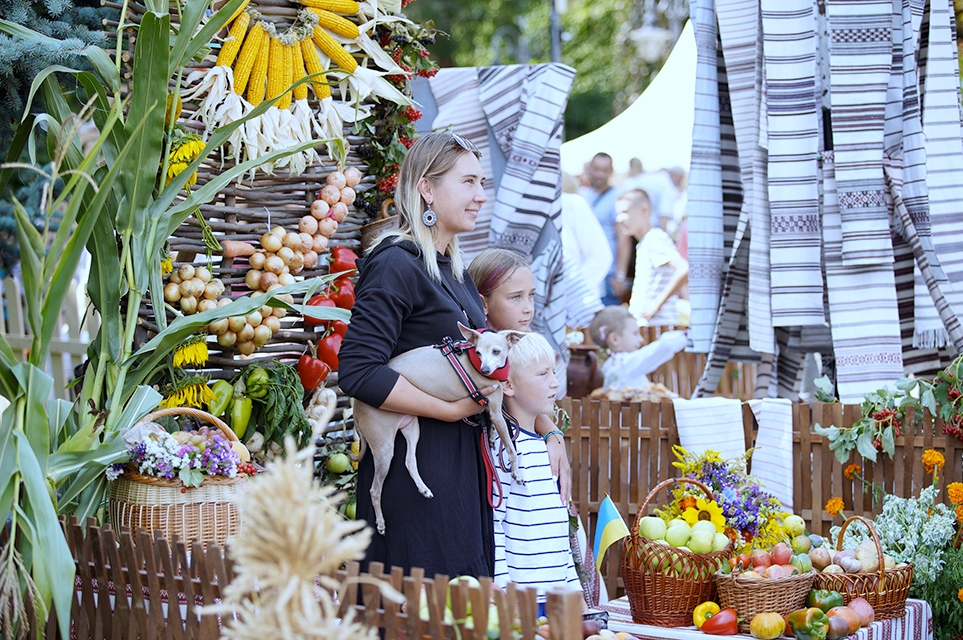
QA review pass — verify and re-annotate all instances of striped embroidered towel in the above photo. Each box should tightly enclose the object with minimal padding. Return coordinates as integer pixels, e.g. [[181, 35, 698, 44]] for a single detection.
[[747, 398, 794, 511], [671, 397, 746, 461]]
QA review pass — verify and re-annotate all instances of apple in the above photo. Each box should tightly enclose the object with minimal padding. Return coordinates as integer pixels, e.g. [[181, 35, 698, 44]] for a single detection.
[[665, 523, 691, 547], [847, 597, 875, 626], [826, 607, 861, 634], [638, 516, 667, 541], [808, 547, 833, 571], [791, 534, 813, 554], [691, 520, 718, 537], [741, 570, 764, 579], [712, 532, 731, 552], [751, 548, 773, 569], [771, 542, 793, 565], [447, 575, 480, 614], [784, 514, 807, 537], [764, 564, 788, 578], [688, 530, 714, 554], [790, 553, 813, 573]]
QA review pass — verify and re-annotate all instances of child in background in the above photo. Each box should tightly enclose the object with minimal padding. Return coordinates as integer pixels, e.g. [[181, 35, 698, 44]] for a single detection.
[[588, 305, 687, 389]]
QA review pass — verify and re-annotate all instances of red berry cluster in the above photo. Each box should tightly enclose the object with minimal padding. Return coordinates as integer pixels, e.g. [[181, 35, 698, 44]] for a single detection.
[[873, 436, 882, 451], [377, 174, 399, 193], [399, 135, 414, 149], [941, 413, 963, 441], [387, 74, 406, 84], [403, 106, 423, 122], [417, 67, 439, 78], [401, 0, 415, 6], [872, 408, 903, 437], [948, 387, 962, 401], [238, 462, 258, 476]]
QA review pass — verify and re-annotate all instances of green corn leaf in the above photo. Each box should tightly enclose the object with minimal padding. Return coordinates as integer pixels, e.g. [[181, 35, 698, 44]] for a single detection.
[[73, 474, 108, 523], [0, 397, 17, 520], [46, 399, 72, 449], [12, 364, 53, 474], [114, 385, 163, 434], [47, 433, 127, 484], [0, 113, 34, 196]]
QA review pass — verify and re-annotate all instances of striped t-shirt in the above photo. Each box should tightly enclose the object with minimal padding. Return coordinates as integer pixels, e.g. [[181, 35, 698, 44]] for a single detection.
[[491, 419, 582, 602]]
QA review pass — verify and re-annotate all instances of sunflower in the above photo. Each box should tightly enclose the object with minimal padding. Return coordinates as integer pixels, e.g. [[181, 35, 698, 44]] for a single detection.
[[844, 464, 860, 480], [173, 335, 209, 368], [682, 497, 726, 533], [161, 254, 174, 276], [922, 449, 945, 474], [161, 375, 216, 409], [825, 497, 845, 518], [164, 128, 205, 187], [949, 482, 963, 505]]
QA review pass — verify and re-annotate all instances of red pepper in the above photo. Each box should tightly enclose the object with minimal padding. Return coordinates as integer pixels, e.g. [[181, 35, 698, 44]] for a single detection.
[[329, 319, 349, 338], [298, 342, 330, 391], [328, 276, 355, 310], [329, 246, 359, 275], [303, 293, 337, 327], [701, 609, 739, 636], [317, 332, 342, 371]]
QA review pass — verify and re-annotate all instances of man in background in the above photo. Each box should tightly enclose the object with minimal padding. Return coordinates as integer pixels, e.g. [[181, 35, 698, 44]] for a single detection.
[[579, 152, 623, 305]]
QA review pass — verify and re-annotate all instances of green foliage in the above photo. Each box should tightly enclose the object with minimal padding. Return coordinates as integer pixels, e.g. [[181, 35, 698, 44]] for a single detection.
[[909, 544, 963, 640]]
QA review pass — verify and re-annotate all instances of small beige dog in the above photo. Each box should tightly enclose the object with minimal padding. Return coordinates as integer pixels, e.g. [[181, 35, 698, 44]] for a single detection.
[[354, 324, 524, 535]]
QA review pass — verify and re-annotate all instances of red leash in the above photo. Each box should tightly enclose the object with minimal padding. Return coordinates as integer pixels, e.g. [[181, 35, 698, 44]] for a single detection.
[[480, 427, 504, 509]]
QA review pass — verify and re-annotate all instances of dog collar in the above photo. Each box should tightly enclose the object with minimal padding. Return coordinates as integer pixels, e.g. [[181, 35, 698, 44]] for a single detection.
[[467, 345, 510, 382]]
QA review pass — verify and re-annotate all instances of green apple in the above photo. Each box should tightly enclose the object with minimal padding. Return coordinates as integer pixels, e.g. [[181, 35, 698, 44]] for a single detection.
[[784, 514, 806, 537], [447, 575, 481, 615], [638, 516, 667, 540], [668, 518, 689, 530], [664, 522, 691, 547], [789, 553, 813, 573], [791, 534, 813, 554], [712, 532, 731, 552], [691, 520, 718, 537], [688, 530, 714, 554]]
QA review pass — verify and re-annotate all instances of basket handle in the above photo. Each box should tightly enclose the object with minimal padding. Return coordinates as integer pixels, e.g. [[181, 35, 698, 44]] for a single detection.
[[835, 514, 886, 581], [634, 477, 715, 530], [138, 407, 238, 443]]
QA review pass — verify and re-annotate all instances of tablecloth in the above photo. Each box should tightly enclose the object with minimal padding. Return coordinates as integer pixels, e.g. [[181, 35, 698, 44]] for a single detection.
[[602, 597, 933, 640]]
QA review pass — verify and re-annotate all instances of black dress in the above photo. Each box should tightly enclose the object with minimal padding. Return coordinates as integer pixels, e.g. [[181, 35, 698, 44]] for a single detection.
[[337, 239, 495, 578]]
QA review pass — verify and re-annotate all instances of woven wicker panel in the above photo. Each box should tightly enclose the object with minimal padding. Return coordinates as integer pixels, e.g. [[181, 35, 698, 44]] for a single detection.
[[715, 571, 817, 632]]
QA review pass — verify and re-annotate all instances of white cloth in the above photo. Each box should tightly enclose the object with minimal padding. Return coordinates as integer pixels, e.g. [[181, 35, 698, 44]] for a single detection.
[[600, 330, 688, 389], [622, 171, 680, 228], [628, 228, 684, 326], [562, 192, 614, 297], [671, 397, 747, 461], [492, 426, 582, 603], [747, 398, 794, 511]]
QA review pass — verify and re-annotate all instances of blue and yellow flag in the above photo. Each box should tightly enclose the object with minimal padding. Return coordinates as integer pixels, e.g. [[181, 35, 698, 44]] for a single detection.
[[592, 496, 630, 571]]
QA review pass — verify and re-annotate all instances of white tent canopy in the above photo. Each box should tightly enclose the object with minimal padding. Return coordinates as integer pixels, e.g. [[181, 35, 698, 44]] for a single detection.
[[561, 20, 696, 177]]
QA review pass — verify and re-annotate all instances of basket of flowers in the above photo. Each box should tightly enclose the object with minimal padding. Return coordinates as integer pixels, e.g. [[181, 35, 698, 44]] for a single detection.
[[621, 478, 733, 627], [107, 407, 257, 547]]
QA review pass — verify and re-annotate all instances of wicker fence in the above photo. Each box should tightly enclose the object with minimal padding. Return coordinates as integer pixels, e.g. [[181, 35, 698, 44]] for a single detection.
[[561, 398, 963, 599]]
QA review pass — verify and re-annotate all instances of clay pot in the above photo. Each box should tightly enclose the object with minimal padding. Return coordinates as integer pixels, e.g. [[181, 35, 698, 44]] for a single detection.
[[567, 345, 604, 399]]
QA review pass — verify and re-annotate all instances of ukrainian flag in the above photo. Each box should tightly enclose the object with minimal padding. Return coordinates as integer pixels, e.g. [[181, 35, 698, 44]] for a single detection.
[[593, 496, 630, 571]]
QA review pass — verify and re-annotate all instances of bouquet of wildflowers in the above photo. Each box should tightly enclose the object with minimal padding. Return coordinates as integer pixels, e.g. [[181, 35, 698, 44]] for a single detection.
[[107, 428, 240, 489], [657, 446, 790, 553]]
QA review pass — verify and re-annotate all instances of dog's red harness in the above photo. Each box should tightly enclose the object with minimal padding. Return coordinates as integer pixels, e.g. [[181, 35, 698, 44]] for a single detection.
[[435, 332, 512, 509]]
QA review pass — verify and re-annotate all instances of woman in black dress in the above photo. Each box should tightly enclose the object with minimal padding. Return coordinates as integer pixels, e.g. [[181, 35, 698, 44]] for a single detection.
[[338, 131, 496, 578]]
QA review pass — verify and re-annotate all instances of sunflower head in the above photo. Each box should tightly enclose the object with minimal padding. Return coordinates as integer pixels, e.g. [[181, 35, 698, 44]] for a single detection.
[[173, 335, 209, 368], [161, 254, 174, 276], [682, 497, 726, 533], [161, 374, 216, 409]]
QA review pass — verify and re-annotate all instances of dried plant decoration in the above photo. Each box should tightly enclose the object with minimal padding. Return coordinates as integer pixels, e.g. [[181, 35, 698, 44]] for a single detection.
[[205, 436, 401, 639]]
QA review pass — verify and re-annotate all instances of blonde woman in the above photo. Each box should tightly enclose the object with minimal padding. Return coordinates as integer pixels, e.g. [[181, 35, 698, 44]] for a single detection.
[[339, 131, 497, 578]]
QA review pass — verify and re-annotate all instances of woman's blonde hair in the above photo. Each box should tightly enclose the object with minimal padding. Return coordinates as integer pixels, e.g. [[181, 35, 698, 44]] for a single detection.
[[468, 247, 530, 298], [370, 131, 482, 282]]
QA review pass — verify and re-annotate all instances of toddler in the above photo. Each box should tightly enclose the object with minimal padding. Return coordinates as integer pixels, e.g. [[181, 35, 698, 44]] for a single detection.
[[588, 305, 687, 389]]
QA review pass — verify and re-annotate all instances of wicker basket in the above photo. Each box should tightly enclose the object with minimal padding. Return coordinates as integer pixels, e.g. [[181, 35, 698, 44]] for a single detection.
[[715, 571, 817, 632], [621, 478, 734, 627], [108, 407, 247, 548], [813, 515, 913, 621]]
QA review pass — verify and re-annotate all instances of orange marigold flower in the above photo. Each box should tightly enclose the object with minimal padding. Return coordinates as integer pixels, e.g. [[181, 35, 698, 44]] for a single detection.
[[948, 482, 963, 505], [956, 505, 963, 523], [922, 449, 945, 474], [679, 496, 698, 512], [825, 497, 845, 517], [844, 464, 860, 480], [958, 587, 963, 602]]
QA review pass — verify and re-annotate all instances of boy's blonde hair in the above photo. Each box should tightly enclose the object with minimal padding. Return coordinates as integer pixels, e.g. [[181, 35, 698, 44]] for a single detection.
[[370, 131, 482, 283], [588, 306, 635, 349], [507, 332, 557, 382]]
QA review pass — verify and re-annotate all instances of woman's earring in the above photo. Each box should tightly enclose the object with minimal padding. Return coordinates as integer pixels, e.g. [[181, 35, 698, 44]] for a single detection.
[[422, 208, 437, 227]]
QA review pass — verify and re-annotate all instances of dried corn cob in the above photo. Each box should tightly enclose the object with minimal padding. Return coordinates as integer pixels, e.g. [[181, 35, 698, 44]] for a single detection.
[[300, 38, 332, 99], [266, 35, 285, 102], [300, 0, 360, 14], [307, 8, 359, 39], [225, 0, 251, 23], [312, 27, 357, 73], [233, 21, 266, 95], [291, 39, 309, 101], [215, 10, 251, 68], [278, 41, 294, 110], [247, 34, 271, 105]]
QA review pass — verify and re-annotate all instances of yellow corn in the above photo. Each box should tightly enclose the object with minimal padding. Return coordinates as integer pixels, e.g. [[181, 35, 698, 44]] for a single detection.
[[266, 36, 285, 102], [291, 39, 309, 101], [215, 10, 251, 68], [300, 38, 331, 99], [246, 34, 271, 105], [308, 8, 360, 39], [232, 21, 265, 95], [278, 42, 294, 110], [300, 0, 360, 14], [312, 27, 357, 73], [224, 0, 251, 23]]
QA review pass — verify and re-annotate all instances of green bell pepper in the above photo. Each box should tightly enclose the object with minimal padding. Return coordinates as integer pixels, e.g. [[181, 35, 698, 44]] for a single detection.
[[806, 589, 844, 613], [231, 396, 253, 440], [245, 366, 269, 399], [787, 608, 830, 640], [208, 380, 234, 417]]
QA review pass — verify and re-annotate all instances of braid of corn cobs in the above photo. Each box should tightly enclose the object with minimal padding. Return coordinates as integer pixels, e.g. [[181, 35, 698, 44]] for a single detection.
[[306, 8, 359, 39], [246, 25, 273, 105], [278, 34, 296, 110], [312, 26, 357, 73], [291, 36, 309, 101], [215, 8, 252, 68], [232, 19, 266, 95], [265, 34, 285, 103], [300, 0, 360, 13], [300, 37, 332, 99]]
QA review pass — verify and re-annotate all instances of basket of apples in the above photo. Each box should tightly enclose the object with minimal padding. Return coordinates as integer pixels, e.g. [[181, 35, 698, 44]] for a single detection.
[[107, 407, 257, 548], [621, 478, 734, 627], [714, 518, 818, 632]]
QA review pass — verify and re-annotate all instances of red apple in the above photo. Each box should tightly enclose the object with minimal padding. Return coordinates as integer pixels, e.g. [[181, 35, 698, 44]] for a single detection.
[[771, 542, 793, 565], [751, 549, 773, 569], [765, 564, 788, 579], [781, 563, 800, 576]]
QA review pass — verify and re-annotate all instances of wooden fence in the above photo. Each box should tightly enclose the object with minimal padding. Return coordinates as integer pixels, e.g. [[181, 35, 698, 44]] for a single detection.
[[561, 398, 963, 599], [30, 517, 583, 640], [0, 276, 98, 400]]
